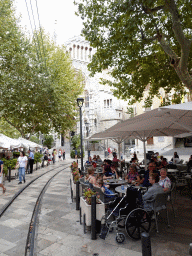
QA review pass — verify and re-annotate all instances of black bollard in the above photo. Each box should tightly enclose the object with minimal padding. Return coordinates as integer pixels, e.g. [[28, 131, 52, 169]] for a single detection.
[[91, 195, 97, 240], [141, 232, 152, 256], [42, 159, 44, 168], [8, 166, 11, 182], [189, 243, 192, 255], [76, 181, 80, 210]]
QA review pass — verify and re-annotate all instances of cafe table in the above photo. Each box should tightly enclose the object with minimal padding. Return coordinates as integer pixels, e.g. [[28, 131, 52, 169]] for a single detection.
[[167, 169, 179, 175], [115, 184, 147, 195], [105, 178, 127, 188]]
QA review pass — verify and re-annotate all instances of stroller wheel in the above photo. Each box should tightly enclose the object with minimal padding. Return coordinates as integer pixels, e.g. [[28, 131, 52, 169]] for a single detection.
[[116, 233, 125, 243]]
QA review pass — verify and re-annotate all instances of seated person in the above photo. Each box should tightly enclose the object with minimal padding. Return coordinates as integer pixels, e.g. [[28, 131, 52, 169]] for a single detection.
[[138, 162, 159, 187], [130, 157, 140, 171], [171, 151, 180, 164], [111, 164, 119, 179], [96, 179, 115, 198], [125, 165, 138, 184], [85, 166, 96, 186], [103, 160, 113, 179], [93, 155, 97, 161], [85, 156, 92, 165], [159, 168, 171, 192], [143, 173, 164, 212], [159, 157, 168, 168], [96, 155, 102, 162]]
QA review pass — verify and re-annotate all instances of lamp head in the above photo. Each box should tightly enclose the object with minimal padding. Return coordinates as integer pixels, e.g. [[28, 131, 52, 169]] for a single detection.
[[77, 98, 84, 107]]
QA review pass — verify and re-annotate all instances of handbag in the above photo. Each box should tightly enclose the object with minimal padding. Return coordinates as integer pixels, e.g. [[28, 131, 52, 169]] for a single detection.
[[15, 163, 20, 169]]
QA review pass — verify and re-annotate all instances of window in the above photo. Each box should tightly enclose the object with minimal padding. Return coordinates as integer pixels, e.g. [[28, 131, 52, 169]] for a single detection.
[[81, 46, 84, 60], [85, 47, 88, 60], [73, 45, 76, 58], [147, 137, 154, 145], [110, 99, 112, 108], [85, 90, 89, 108], [77, 45, 80, 59], [104, 99, 112, 108]]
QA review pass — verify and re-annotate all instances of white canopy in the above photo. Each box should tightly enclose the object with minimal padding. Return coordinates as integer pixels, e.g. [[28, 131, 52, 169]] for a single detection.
[[16, 138, 42, 149], [0, 134, 22, 149]]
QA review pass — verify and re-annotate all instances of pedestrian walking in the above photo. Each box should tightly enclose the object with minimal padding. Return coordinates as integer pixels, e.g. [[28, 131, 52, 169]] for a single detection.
[[63, 149, 65, 160], [17, 151, 28, 184], [28, 149, 34, 174], [0, 160, 6, 193], [58, 149, 62, 161]]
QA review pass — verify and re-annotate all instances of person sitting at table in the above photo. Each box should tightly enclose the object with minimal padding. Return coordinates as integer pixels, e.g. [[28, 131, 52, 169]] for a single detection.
[[85, 156, 92, 165], [85, 167, 96, 186], [93, 155, 97, 161], [111, 164, 119, 179], [96, 155, 102, 162], [159, 168, 171, 192], [96, 179, 115, 198], [125, 165, 138, 184], [143, 173, 164, 211], [159, 157, 168, 169], [187, 155, 192, 173], [138, 162, 159, 187], [103, 160, 113, 179], [171, 152, 180, 164], [130, 158, 140, 171]]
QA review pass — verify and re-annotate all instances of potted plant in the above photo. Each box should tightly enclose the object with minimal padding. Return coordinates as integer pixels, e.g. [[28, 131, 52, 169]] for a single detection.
[[80, 188, 105, 226], [2, 158, 18, 179], [34, 152, 43, 170]]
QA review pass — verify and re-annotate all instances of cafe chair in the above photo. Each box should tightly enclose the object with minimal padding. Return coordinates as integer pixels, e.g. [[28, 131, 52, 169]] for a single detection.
[[167, 182, 176, 217], [93, 186, 117, 204], [176, 177, 188, 195], [146, 192, 170, 233]]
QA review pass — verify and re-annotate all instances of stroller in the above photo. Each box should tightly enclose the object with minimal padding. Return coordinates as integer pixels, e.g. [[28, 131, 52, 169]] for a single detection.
[[99, 186, 151, 243]]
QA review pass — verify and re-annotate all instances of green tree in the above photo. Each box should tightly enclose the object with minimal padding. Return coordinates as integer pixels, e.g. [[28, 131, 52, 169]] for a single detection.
[[0, 0, 83, 138], [43, 134, 54, 149], [0, 118, 20, 138], [75, 0, 192, 105], [71, 134, 81, 150]]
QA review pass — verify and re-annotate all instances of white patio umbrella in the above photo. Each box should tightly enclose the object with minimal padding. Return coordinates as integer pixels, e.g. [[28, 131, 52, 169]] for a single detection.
[[115, 102, 192, 168], [89, 102, 192, 169]]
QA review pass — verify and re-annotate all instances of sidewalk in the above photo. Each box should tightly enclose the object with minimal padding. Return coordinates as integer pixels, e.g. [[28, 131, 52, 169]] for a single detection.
[[0, 159, 142, 256]]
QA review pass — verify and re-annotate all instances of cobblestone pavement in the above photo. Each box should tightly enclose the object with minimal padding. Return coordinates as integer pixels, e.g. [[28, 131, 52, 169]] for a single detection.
[[0, 159, 192, 256]]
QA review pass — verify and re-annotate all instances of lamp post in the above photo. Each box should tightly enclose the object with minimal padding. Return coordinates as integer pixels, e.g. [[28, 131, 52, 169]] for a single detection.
[[77, 98, 84, 173]]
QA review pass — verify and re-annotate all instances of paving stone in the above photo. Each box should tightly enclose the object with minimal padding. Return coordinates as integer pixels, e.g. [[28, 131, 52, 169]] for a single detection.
[[0, 239, 16, 253]]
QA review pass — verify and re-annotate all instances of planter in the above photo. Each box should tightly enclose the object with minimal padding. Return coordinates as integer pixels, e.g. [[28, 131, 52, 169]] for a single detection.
[[80, 196, 105, 226], [72, 180, 76, 199]]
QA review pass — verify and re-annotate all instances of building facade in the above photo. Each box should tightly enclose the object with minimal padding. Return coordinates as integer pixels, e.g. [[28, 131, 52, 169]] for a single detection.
[[65, 36, 130, 151]]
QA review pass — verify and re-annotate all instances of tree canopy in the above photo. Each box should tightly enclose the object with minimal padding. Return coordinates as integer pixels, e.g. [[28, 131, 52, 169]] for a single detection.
[[75, 0, 192, 105], [0, 0, 83, 138]]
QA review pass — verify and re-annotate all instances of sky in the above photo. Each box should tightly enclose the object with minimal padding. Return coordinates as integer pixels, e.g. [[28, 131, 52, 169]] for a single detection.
[[14, 0, 83, 45]]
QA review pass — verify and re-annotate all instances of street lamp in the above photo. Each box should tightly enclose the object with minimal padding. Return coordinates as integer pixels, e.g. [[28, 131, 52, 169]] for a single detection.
[[77, 98, 84, 173]]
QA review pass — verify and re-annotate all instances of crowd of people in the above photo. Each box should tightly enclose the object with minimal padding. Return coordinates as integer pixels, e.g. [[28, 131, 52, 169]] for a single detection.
[[83, 150, 192, 212], [0, 147, 66, 194]]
